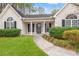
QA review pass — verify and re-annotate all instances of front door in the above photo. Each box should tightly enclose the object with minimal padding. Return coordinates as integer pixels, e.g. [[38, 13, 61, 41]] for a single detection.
[[36, 23, 41, 34]]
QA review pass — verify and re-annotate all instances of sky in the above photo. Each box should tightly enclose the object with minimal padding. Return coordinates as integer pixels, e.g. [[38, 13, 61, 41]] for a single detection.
[[34, 3, 64, 14]]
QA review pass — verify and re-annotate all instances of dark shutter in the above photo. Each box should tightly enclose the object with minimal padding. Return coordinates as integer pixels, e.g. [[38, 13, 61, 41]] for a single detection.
[[4, 21, 6, 29], [62, 19, 65, 27], [14, 21, 16, 28]]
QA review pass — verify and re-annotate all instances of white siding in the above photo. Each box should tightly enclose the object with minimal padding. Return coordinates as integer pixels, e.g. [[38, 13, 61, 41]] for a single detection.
[[55, 4, 79, 27], [0, 6, 25, 35]]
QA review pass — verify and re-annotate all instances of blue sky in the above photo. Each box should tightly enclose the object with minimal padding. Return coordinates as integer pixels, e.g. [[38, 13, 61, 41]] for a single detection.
[[34, 3, 64, 14]]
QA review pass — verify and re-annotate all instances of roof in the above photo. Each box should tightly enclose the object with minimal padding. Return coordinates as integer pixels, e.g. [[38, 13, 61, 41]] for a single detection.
[[24, 14, 53, 18], [0, 4, 22, 19], [53, 3, 79, 17], [12, 6, 26, 17], [12, 5, 53, 18], [73, 3, 79, 6], [53, 3, 68, 17], [0, 4, 54, 19]]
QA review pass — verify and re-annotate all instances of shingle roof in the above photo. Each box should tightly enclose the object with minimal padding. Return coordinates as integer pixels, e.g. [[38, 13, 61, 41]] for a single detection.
[[12, 6, 26, 17], [73, 3, 79, 7], [12, 6, 53, 18], [25, 14, 52, 18]]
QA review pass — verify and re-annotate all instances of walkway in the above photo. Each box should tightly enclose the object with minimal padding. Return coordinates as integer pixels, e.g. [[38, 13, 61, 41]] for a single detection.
[[34, 35, 77, 56]]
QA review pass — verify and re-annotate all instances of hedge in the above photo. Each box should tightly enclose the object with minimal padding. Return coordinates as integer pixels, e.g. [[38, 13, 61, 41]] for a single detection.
[[63, 30, 79, 42], [0, 29, 21, 37], [49, 27, 79, 39]]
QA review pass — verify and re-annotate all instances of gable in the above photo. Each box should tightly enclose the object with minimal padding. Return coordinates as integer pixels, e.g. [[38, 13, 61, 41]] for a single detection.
[[0, 4, 22, 20], [54, 3, 79, 18], [55, 3, 79, 27], [53, 4, 68, 17]]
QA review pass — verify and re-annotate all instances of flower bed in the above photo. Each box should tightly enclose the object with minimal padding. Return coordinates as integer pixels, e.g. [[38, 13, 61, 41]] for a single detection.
[[42, 34, 79, 51]]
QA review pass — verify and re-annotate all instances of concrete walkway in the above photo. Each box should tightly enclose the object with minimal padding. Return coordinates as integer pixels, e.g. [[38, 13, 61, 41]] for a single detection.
[[34, 35, 77, 56]]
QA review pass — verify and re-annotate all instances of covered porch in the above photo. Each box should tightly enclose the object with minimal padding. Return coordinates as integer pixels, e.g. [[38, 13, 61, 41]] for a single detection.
[[22, 18, 54, 35]]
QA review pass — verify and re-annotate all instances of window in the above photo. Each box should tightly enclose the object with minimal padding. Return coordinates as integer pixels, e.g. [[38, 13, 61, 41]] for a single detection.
[[4, 17, 16, 29], [28, 24, 30, 32], [66, 14, 77, 19], [78, 20, 79, 27], [63, 19, 79, 27], [45, 23, 49, 32], [72, 20, 78, 27], [63, 14, 78, 27], [62, 19, 65, 27], [49, 23, 51, 28], [32, 24, 34, 32], [65, 20, 71, 27]]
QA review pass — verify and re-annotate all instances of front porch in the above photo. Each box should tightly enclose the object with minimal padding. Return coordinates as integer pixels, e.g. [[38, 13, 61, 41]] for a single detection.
[[23, 20, 54, 35]]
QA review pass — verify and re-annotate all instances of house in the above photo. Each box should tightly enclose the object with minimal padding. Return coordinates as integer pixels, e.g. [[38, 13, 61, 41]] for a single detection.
[[0, 3, 79, 35], [0, 4, 54, 35], [54, 3, 79, 27]]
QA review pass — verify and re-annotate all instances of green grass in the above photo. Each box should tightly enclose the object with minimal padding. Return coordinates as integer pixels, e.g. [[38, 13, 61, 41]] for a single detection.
[[0, 36, 47, 56]]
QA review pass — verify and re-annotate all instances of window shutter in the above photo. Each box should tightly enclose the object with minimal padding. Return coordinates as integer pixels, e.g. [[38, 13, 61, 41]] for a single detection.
[[4, 21, 6, 29], [14, 21, 17, 28], [62, 19, 65, 27]]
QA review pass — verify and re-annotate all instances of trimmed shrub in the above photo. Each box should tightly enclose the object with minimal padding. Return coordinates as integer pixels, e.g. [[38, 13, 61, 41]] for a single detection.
[[63, 30, 79, 42], [0, 29, 21, 37], [49, 27, 64, 39], [49, 27, 79, 39]]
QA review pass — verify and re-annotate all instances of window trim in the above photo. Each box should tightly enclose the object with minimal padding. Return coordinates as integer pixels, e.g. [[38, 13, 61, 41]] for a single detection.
[[66, 14, 77, 19], [72, 20, 78, 27], [65, 19, 71, 27], [64, 19, 79, 27], [4, 17, 16, 29]]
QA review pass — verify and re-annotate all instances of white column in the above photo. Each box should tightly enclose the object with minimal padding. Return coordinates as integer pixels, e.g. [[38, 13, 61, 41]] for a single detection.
[[30, 22, 32, 35], [42, 22, 45, 34], [34, 23, 36, 34]]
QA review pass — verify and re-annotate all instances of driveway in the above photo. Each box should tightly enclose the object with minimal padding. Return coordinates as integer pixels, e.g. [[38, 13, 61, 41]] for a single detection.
[[34, 35, 77, 56]]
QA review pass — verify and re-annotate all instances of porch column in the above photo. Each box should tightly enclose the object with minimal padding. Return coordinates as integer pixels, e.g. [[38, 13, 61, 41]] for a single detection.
[[42, 21, 45, 34], [30, 22, 32, 35], [34, 23, 36, 34]]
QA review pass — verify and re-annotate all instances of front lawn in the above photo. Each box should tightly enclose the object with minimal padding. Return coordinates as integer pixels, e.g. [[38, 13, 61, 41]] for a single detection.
[[0, 36, 47, 56]]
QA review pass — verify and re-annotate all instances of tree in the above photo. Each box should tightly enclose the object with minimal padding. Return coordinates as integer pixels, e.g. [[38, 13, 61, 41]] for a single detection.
[[51, 9, 59, 16], [16, 3, 36, 15], [37, 7, 45, 14], [0, 3, 16, 13]]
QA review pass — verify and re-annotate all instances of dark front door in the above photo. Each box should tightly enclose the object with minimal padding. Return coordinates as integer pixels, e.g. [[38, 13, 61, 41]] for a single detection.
[[36, 23, 41, 34]]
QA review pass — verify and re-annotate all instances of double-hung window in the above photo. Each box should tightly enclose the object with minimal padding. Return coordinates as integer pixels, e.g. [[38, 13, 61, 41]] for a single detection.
[[72, 20, 78, 27], [65, 20, 71, 27]]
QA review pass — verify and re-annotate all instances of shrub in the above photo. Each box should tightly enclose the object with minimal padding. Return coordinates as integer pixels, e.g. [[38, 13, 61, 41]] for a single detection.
[[0, 29, 21, 37], [53, 39, 74, 49], [63, 30, 79, 42], [42, 34, 54, 42], [42, 34, 48, 39], [49, 27, 79, 39], [49, 27, 64, 39]]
